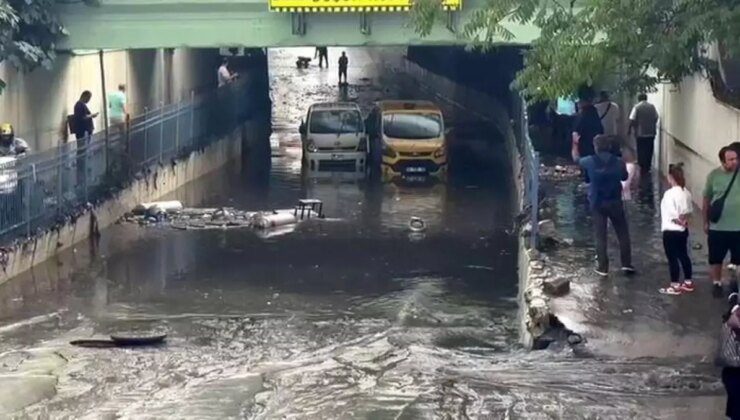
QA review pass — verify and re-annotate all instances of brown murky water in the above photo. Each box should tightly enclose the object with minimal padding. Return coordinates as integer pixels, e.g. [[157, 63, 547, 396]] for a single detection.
[[0, 48, 725, 419]]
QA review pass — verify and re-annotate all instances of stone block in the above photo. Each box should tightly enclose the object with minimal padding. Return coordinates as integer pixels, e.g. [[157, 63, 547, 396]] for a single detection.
[[543, 277, 571, 296]]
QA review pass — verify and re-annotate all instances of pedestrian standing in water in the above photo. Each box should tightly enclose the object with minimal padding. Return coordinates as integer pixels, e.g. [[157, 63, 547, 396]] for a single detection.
[[573, 134, 635, 276], [571, 97, 604, 160], [659, 164, 694, 295], [595, 90, 620, 137], [314, 47, 328, 69], [628, 93, 659, 173], [338, 52, 348, 85]]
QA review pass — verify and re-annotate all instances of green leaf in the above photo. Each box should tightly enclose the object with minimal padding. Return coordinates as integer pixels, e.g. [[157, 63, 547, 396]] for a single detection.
[[411, 0, 740, 103]]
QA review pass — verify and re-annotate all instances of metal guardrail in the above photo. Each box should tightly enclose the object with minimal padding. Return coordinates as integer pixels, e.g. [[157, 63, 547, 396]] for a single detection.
[[0, 81, 253, 242], [513, 96, 540, 249]]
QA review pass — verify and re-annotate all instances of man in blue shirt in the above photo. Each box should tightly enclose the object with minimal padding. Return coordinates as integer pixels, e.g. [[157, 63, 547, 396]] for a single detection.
[[573, 134, 635, 276]]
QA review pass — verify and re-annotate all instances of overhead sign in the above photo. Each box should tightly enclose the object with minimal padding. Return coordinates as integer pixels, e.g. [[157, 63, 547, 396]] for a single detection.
[[269, 0, 461, 13]]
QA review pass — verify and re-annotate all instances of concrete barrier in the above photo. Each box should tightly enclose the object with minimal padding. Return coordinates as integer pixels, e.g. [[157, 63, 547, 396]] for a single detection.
[[0, 125, 248, 285]]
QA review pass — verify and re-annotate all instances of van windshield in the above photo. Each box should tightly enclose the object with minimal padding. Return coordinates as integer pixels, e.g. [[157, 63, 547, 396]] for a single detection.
[[382, 112, 442, 140], [309, 110, 362, 134]]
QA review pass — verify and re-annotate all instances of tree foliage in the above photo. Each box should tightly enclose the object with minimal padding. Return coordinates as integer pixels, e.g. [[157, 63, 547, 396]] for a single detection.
[[0, 0, 97, 93], [411, 0, 740, 102]]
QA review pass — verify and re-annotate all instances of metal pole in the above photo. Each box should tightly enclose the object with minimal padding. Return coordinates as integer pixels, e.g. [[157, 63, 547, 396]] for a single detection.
[[24, 169, 31, 237], [56, 146, 63, 217], [99, 50, 110, 175], [531, 152, 540, 250], [175, 99, 181, 154], [84, 134, 89, 203], [159, 101, 164, 162], [143, 107, 149, 165], [189, 90, 195, 145]]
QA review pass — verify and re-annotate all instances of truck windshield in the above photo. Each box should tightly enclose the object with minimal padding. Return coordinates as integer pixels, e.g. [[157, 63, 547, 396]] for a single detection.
[[382, 112, 442, 140], [309, 110, 362, 134]]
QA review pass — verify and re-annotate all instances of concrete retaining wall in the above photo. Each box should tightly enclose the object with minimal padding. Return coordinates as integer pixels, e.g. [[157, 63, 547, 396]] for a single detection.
[[0, 126, 248, 285], [650, 75, 740, 202]]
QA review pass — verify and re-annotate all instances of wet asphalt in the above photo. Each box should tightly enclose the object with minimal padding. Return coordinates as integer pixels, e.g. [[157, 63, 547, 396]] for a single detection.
[[0, 48, 727, 418]]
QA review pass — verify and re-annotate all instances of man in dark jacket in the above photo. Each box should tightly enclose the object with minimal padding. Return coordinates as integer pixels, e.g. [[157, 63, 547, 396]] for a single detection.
[[72, 90, 98, 188], [338, 52, 348, 85], [572, 98, 604, 158], [573, 134, 635, 276]]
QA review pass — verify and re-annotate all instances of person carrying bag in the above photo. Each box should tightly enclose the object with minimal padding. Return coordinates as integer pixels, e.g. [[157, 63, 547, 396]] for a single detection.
[[710, 168, 739, 223]]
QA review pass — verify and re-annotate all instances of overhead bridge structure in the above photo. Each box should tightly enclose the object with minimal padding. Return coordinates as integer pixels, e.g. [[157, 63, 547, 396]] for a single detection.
[[56, 0, 541, 49]]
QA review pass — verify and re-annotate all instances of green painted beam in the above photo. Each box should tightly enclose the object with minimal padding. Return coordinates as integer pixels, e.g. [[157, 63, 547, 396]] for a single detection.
[[57, 0, 541, 49]]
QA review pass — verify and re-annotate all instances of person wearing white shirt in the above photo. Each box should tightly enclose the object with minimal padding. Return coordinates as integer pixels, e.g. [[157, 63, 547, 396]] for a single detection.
[[659, 164, 694, 295], [217, 58, 237, 87], [594, 90, 620, 136], [628, 93, 659, 172]]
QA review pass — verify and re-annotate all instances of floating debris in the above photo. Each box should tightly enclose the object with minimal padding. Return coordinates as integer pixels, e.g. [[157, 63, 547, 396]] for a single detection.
[[540, 164, 581, 180], [121, 199, 328, 235], [409, 217, 426, 232]]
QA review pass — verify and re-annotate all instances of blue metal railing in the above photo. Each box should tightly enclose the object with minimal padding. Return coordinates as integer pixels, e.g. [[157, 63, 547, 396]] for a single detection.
[[0, 81, 253, 242], [514, 96, 540, 249]]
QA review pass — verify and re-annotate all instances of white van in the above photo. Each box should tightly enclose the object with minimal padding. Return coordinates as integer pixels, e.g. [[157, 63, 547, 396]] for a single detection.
[[299, 102, 367, 172]]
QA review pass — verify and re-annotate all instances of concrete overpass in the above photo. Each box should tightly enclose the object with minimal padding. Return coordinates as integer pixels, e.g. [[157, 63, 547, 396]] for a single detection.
[[56, 0, 540, 49]]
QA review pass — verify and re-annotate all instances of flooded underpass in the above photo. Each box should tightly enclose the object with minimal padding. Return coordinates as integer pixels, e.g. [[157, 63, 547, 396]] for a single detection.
[[0, 48, 725, 418]]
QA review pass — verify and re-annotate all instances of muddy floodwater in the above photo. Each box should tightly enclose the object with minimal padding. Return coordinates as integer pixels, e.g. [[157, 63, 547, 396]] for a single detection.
[[0, 48, 726, 418]]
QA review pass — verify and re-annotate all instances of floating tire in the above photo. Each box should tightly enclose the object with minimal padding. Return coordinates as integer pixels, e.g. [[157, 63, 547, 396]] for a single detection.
[[409, 217, 426, 232]]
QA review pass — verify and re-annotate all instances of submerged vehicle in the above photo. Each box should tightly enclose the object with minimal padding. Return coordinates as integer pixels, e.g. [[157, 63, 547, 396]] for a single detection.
[[299, 102, 367, 172], [366, 100, 448, 181]]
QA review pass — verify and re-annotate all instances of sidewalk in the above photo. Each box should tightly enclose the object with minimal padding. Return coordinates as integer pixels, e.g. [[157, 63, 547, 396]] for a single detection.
[[542, 169, 726, 357]]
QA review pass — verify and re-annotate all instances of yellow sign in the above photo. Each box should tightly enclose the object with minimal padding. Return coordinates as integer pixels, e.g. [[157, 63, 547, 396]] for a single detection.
[[269, 0, 461, 13]]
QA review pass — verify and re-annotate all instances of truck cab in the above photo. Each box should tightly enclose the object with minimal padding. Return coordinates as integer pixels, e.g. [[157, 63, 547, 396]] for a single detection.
[[299, 102, 367, 172], [366, 100, 447, 181]]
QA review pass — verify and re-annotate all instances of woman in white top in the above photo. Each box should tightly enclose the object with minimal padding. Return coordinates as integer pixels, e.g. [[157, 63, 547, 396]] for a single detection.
[[659, 164, 694, 295]]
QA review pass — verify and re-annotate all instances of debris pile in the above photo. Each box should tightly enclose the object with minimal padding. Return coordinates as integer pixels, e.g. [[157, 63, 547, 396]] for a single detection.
[[121, 200, 324, 232], [539, 164, 581, 180]]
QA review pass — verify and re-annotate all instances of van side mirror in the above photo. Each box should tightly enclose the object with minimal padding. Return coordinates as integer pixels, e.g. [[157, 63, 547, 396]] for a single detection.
[[299, 120, 306, 135]]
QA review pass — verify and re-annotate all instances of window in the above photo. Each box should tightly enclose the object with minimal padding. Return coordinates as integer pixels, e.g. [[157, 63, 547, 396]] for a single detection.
[[309, 110, 363, 134], [382, 112, 442, 140]]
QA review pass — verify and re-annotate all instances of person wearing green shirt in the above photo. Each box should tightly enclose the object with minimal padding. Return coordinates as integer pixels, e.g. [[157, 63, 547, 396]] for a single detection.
[[703, 145, 740, 295], [108, 84, 128, 134]]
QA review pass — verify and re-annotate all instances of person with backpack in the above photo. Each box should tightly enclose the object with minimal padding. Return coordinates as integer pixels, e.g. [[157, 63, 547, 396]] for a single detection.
[[595, 90, 620, 136], [571, 97, 604, 158], [573, 134, 635, 276], [658, 164, 694, 295]]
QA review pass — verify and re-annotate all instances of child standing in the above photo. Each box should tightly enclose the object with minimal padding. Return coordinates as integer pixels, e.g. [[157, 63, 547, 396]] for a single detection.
[[622, 147, 640, 201], [659, 164, 694, 295]]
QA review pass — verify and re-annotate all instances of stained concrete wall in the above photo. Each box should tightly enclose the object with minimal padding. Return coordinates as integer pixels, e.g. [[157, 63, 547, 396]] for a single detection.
[[650, 75, 740, 201], [0, 48, 220, 152]]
